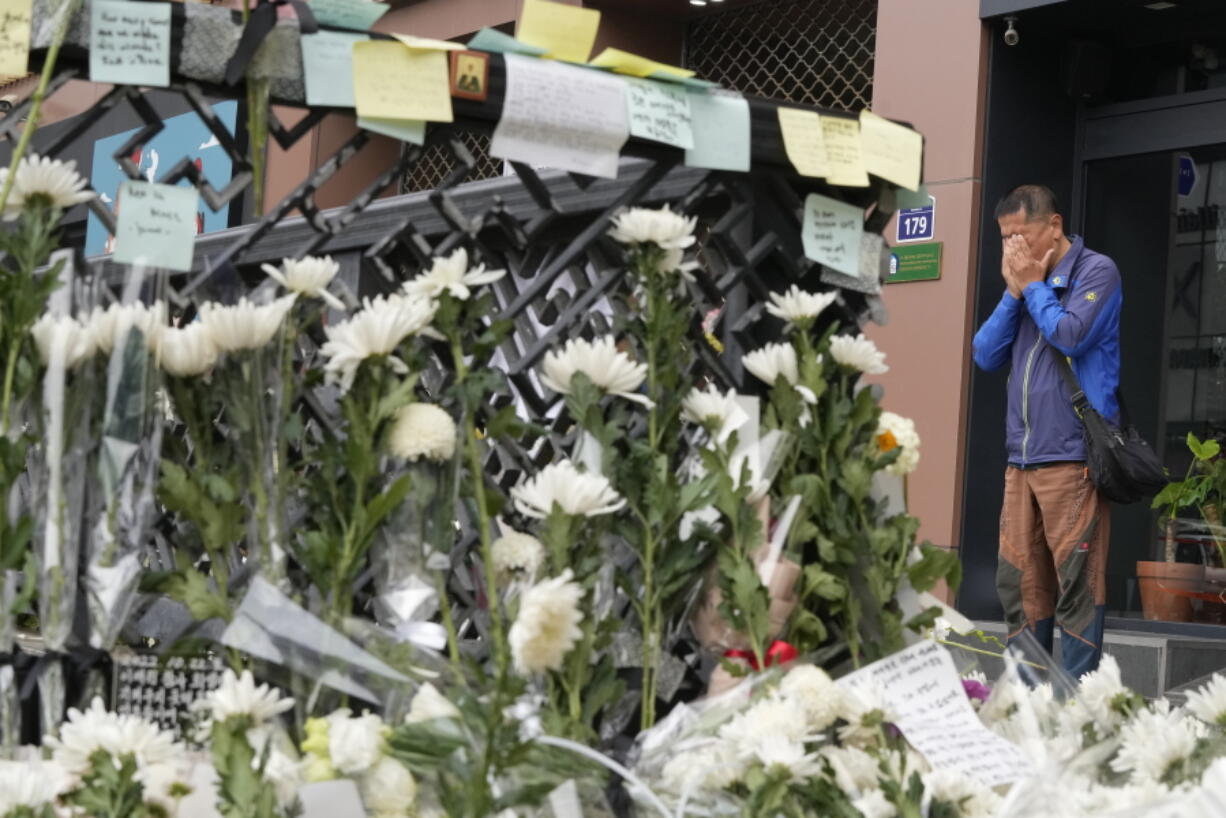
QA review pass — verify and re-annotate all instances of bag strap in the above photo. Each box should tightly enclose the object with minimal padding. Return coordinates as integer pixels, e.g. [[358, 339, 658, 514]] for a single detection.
[[1050, 349, 1092, 418]]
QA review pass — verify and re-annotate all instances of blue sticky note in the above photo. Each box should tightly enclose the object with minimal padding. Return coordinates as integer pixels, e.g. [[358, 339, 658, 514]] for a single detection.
[[89, 0, 171, 87], [113, 181, 198, 272], [684, 89, 750, 172], [358, 116, 426, 145], [301, 31, 365, 108], [308, 0, 387, 31], [467, 27, 547, 57]]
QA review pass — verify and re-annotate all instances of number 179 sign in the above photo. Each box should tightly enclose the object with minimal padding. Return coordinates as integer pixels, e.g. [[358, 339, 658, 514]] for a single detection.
[[896, 195, 935, 243]]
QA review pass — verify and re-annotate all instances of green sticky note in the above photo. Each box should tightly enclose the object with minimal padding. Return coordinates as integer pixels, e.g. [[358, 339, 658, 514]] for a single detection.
[[309, 0, 387, 31], [802, 192, 863, 278], [648, 70, 716, 88], [627, 78, 693, 149], [302, 30, 365, 108], [113, 181, 198, 272], [466, 27, 547, 57], [89, 0, 171, 87], [358, 116, 426, 145], [896, 183, 931, 211], [684, 89, 750, 172]]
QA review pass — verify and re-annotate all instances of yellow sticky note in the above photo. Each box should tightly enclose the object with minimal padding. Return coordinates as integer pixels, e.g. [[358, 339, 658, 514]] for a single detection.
[[777, 107, 828, 179], [820, 115, 869, 187], [860, 110, 923, 192], [517, 0, 600, 63], [589, 47, 694, 79], [0, 0, 32, 76], [353, 41, 453, 123], [391, 33, 463, 51]]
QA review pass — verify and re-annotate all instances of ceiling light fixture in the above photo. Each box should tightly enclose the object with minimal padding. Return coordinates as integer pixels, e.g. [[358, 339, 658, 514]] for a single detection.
[[1144, 1, 1177, 9], [690, 0, 708, 5]]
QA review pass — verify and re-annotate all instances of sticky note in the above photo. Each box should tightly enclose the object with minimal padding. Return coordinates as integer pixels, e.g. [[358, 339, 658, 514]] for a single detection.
[[684, 90, 750, 172], [353, 41, 452, 122], [301, 31, 365, 108], [589, 47, 694, 79], [0, 0, 31, 76], [113, 181, 199, 272], [626, 78, 692, 150], [358, 116, 425, 145], [777, 107, 828, 179], [802, 192, 862, 278], [516, 0, 600, 63], [466, 27, 547, 57], [391, 33, 463, 51], [820, 114, 868, 187], [307, 0, 387, 31], [896, 182, 931, 211], [89, 0, 170, 87], [860, 110, 923, 192]]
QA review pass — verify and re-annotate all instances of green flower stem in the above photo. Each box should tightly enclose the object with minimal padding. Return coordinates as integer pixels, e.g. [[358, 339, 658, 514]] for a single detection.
[[0, 345, 18, 436], [433, 570, 464, 672]]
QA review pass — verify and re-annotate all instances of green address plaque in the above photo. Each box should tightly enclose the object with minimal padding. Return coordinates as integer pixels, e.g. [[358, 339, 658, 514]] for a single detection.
[[886, 241, 942, 283]]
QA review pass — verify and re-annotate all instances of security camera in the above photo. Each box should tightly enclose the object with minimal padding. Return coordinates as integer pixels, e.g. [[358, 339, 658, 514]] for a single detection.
[[1003, 16, 1020, 47]]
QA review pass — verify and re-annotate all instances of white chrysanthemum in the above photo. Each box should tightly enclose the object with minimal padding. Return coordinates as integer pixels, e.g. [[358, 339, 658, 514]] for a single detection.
[[540, 336, 651, 406], [85, 301, 166, 356], [198, 294, 297, 355], [765, 285, 838, 326], [1110, 700, 1206, 785], [681, 384, 748, 445], [742, 342, 800, 387], [134, 758, 192, 812], [405, 683, 461, 724], [388, 402, 456, 462], [509, 569, 584, 674], [262, 255, 345, 311], [402, 248, 505, 302], [154, 321, 219, 377], [1073, 654, 1132, 733], [320, 293, 438, 392], [30, 313, 96, 369], [922, 768, 1001, 818], [819, 745, 880, 795], [0, 759, 70, 813], [744, 736, 821, 779], [45, 698, 182, 779], [0, 155, 94, 219], [720, 696, 809, 748], [778, 665, 843, 731], [262, 747, 305, 809], [194, 670, 294, 726], [608, 206, 697, 250], [361, 756, 418, 817], [491, 530, 546, 580], [852, 789, 896, 818], [510, 459, 625, 519], [829, 333, 888, 374], [838, 682, 895, 748], [659, 743, 745, 792], [1184, 672, 1226, 727], [876, 411, 920, 476], [328, 710, 387, 775]]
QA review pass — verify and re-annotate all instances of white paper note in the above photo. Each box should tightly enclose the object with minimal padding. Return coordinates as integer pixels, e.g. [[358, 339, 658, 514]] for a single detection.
[[490, 53, 630, 179], [802, 192, 862, 278], [626, 77, 693, 149], [838, 641, 1033, 788], [298, 780, 367, 818]]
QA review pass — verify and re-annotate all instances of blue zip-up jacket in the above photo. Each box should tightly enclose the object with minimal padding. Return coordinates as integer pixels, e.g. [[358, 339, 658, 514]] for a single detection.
[[972, 236, 1121, 467]]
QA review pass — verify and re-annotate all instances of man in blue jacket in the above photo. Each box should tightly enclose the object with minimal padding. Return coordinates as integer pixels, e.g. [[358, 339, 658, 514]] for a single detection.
[[972, 184, 1121, 678]]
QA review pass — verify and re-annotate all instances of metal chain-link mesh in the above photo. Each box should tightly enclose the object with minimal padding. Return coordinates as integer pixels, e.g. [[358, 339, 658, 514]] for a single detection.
[[400, 129, 502, 194], [685, 0, 876, 111]]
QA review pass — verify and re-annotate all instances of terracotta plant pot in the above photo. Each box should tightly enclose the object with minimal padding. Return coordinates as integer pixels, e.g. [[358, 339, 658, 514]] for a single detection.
[[1136, 561, 1203, 622]]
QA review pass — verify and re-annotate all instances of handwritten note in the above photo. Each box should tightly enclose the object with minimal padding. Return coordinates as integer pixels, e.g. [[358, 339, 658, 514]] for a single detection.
[[307, 0, 387, 31], [685, 89, 750, 172], [516, 0, 600, 63], [838, 641, 1033, 788], [358, 115, 425, 145], [860, 109, 923, 192], [0, 0, 31, 76], [466, 27, 548, 57], [353, 41, 452, 122], [301, 31, 365, 108], [89, 0, 170, 87], [626, 78, 692, 149], [802, 192, 862, 278], [113, 181, 198, 272], [490, 53, 629, 179], [820, 114, 868, 187], [777, 107, 828, 179], [590, 47, 694, 80]]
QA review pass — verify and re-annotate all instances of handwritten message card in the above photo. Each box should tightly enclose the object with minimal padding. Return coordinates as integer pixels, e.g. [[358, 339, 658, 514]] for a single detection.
[[778, 106, 829, 179], [516, 0, 600, 63], [802, 192, 862, 278], [685, 89, 750, 172], [308, 0, 387, 32], [0, 0, 32, 76], [353, 41, 452, 122], [860, 109, 923, 192], [113, 181, 198, 272], [301, 31, 365, 108], [490, 53, 629, 179], [627, 78, 693, 150], [838, 641, 1033, 788], [89, 0, 170, 87], [820, 114, 868, 187]]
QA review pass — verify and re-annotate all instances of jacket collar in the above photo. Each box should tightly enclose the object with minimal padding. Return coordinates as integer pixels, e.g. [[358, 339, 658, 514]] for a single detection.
[[1047, 235, 1085, 291]]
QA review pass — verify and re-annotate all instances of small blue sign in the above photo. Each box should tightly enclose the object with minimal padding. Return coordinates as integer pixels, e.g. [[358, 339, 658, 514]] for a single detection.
[[1178, 155, 1198, 198], [896, 199, 935, 243]]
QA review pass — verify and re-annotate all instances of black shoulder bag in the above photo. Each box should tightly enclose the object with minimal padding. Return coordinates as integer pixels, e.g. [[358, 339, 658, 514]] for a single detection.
[[1051, 353, 1167, 504]]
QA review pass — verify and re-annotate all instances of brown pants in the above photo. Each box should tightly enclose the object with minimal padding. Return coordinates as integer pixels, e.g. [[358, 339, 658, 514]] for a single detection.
[[996, 463, 1110, 676]]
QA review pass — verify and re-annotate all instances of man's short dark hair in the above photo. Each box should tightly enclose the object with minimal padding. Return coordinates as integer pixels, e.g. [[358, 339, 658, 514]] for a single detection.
[[994, 185, 1060, 222]]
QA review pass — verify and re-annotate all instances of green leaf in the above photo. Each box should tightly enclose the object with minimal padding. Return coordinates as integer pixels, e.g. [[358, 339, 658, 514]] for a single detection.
[[907, 543, 962, 593], [141, 569, 232, 622]]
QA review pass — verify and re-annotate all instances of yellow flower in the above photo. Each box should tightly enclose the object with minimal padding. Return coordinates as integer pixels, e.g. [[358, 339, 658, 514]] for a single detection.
[[301, 717, 331, 757], [876, 430, 899, 453], [304, 755, 337, 782]]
